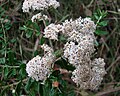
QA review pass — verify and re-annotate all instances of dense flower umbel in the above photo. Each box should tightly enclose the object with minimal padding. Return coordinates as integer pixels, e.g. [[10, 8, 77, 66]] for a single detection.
[[62, 17, 96, 40], [71, 58, 106, 90], [63, 38, 94, 67], [22, 0, 60, 12], [71, 64, 91, 89], [43, 16, 106, 90], [22, 0, 106, 91], [43, 17, 96, 42], [90, 58, 107, 90], [26, 44, 55, 81], [44, 23, 63, 40]]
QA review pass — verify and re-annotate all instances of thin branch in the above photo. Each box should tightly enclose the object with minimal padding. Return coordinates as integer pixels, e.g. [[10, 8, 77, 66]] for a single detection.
[[96, 87, 120, 96], [0, 65, 19, 68], [87, 0, 94, 8], [1, 79, 27, 89], [106, 56, 120, 71]]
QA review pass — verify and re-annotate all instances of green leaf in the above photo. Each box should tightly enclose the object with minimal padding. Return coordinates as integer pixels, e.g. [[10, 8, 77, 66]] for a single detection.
[[4, 22, 12, 30], [36, 31, 41, 37], [26, 30, 33, 38], [59, 35, 66, 42], [95, 30, 108, 36], [54, 50, 62, 57], [29, 91, 36, 96], [15, 81, 22, 95], [19, 26, 27, 31], [19, 64, 26, 78], [94, 40, 99, 46], [19, 66, 26, 78], [33, 22, 40, 32], [25, 78, 32, 91], [94, 13, 99, 20], [10, 38, 17, 43], [39, 37, 45, 45], [4, 67, 9, 77], [26, 20, 33, 26], [0, 57, 5, 64], [12, 69, 16, 75], [98, 20, 108, 26], [20, 63, 26, 68], [0, 28, 3, 33], [8, 51, 14, 64], [38, 84, 43, 96]]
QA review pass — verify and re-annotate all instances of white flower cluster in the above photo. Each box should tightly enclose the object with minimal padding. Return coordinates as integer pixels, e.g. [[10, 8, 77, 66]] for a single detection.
[[71, 58, 106, 90], [27, 15, 106, 89], [26, 44, 55, 81], [44, 23, 63, 40], [62, 17, 96, 42], [22, 0, 60, 12], [31, 13, 49, 22], [90, 58, 106, 90], [62, 17, 95, 67], [60, 17, 106, 90], [22, 0, 107, 89], [43, 17, 106, 89], [43, 17, 95, 41], [63, 37, 95, 67]]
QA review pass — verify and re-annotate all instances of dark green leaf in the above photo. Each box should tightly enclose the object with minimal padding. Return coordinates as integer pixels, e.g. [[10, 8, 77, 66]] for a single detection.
[[15, 81, 22, 95], [19, 25, 27, 31], [0, 57, 5, 64], [10, 38, 17, 43], [98, 20, 108, 26], [54, 50, 62, 57], [94, 40, 99, 46], [59, 35, 66, 42], [19, 67, 26, 78], [4, 22, 12, 30], [95, 30, 108, 36], [4, 67, 9, 77], [38, 84, 43, 96], [33, 22, 40, 32], [36, 31, 41, 36], [25, 78, 32, 91], [26, 30, 33, 38], [39, 37, 45, 45], [12, 69, 16, 75], [30, 91, 36, 96], [8, 51, 14, 64], [94, 13, 99, 20], [20, 63, 26, 68]]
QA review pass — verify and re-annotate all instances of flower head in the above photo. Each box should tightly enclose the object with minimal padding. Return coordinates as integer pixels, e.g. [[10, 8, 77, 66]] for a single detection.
[[22, 0, 60, 12], [26, 44, 55, 81], [71, 58, 106, 90], [44, 23, 63, 40]]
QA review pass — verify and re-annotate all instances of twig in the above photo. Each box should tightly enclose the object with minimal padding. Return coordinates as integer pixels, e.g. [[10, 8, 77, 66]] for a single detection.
[[0, 65, 19, 68], [106, 56, 120, 71], [33, 35, 42, 56], [96, 86, 120, 96], [1, 79, 27, 89], [21, 37, 34, 46], [107, 10, 120, 15], [87, 0, 95, 8], [1, 21, 7, 58], [22, 46, 34, 52]]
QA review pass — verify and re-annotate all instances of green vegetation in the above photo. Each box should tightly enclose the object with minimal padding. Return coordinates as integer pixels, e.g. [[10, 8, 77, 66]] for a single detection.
[[0, 0, 120, 96]]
